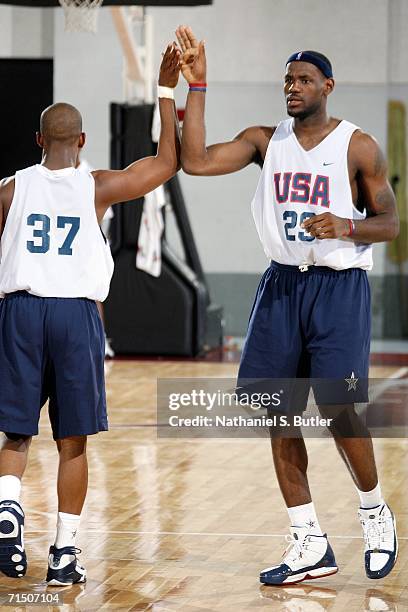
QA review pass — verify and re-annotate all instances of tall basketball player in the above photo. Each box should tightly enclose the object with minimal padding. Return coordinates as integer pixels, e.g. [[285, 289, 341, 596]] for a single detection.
[[0, 43, 180, 584], [176, 26, 399, 584]]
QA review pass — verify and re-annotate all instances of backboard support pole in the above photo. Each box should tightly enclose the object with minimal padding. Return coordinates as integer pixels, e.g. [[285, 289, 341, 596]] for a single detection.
[[110, 5, 154, 104]]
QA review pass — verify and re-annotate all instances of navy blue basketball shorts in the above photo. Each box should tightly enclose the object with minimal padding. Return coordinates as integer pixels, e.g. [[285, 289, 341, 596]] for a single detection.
[[0, 292, 108, 440], [237, 262, 371, 413]]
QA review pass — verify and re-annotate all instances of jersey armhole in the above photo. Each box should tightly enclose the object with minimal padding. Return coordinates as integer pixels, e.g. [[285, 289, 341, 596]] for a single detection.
[[346, 128, 367, 216], [253, 126, 277, 169]]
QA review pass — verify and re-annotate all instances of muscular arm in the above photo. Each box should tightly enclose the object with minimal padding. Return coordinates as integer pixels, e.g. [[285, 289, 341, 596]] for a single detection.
[[93, 97, 180, 221], [176, 26, 270, 175], [349, 132, 399, 243], [349, 132, 399, 242], [182, 90, 270, 175], [303, 131, 399, 244]]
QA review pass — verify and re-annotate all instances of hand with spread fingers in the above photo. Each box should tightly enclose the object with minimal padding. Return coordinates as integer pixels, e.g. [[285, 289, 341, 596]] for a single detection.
[[159, 43, 181, 88], [301, 212, 351, 239], [175, 25, 206, 84]]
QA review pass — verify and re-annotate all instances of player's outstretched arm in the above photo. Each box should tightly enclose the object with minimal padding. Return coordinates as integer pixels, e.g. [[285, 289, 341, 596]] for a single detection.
[[93, 44, 181, 218], [302, 132, 399, 243], [176, 25, 264, 176]]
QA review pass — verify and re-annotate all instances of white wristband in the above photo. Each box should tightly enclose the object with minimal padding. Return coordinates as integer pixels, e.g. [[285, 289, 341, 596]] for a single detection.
[[158, 85, 174, 100]]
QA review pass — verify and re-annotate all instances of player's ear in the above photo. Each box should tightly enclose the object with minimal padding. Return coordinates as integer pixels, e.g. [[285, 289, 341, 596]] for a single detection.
[[325, 78, 335, 96], [36, 132, 44, 148], [78, 132, 86, 148]]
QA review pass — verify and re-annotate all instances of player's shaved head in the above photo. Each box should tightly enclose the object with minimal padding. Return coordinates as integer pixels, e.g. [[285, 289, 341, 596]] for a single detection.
[[40, 103, 83, 143]]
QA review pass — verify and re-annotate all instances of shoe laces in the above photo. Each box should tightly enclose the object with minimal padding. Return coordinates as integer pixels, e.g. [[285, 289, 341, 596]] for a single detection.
[[360, 514, 388, 551], [282, 533, 308, 563]]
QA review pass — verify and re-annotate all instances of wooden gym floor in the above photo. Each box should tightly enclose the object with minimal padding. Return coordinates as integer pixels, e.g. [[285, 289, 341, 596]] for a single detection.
[[0, 361, 406, 611]]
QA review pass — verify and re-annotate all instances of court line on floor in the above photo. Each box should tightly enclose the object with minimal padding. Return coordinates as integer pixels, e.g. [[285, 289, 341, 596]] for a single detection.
[[24, 529, 408, 540], [109, 368, 408, 427], [387, 366, 408, 378]]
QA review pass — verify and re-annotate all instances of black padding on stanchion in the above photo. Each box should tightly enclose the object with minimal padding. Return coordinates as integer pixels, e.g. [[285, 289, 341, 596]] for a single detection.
[[0, 59, 53, 178], [105, 102, 223, 356], [105, 250, 196, 355]]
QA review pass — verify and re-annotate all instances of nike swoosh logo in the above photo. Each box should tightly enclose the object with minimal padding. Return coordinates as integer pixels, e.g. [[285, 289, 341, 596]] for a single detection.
[[323, 162, 334, 166]]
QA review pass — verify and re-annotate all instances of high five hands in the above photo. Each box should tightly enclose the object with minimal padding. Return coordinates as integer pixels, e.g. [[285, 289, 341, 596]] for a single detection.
[[158, 26, 206, 88], [159, 43, 181, 88], [175, 25, 207, 84]]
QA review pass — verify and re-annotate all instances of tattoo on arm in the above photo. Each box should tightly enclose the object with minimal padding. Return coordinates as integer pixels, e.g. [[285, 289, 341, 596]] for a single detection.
[[375, 186, 393, 209]]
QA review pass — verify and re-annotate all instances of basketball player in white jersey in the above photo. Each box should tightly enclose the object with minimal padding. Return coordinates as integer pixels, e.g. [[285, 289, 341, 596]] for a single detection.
[[0, 43, 180, 584], [176, 26, 399, 584]]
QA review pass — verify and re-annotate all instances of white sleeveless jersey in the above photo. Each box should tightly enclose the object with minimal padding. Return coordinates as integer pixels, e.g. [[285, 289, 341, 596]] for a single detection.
[[0, 164, 114, 300], [251, 119, 373, 270]]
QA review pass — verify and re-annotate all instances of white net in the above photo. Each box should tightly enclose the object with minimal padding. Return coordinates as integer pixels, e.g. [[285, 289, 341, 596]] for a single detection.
[[59, 0, 104, 33]]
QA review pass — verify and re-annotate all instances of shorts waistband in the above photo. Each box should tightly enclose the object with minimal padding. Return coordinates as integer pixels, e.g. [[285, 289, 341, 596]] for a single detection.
[[4, 291, 32, 298], [4, 291, 92, 301], [270, 261, 361, 275]]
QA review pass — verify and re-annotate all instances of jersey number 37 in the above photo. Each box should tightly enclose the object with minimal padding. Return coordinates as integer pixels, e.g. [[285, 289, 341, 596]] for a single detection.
[[26, 214, 80, 256]]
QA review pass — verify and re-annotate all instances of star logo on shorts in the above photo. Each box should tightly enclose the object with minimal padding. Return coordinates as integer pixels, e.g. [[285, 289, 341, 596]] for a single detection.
[[306, 520, 315, 528], [345, 372, 358, 391]]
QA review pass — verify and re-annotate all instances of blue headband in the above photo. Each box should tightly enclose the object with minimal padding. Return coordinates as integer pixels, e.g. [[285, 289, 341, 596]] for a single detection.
[[286, 51, 333, 78]]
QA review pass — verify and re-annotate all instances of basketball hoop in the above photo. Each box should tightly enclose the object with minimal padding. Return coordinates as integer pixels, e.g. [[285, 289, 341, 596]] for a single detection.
[[58, 0, 104, 33]]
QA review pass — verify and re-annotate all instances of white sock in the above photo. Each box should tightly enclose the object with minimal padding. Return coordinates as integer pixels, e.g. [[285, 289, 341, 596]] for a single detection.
[[55, 512, 80, 549], [287, 502, 323, 535], [0, 475, 21, 503], [356, 482, 384, 509]]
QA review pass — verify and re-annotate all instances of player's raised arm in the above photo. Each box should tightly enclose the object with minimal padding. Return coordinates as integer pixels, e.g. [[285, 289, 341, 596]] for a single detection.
[[93, 44, 181, 217], [176, 25, 266, 176]]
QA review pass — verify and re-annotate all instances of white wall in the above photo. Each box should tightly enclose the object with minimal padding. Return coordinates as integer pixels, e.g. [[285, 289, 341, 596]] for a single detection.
[[149, 0, 389, 84], [0, 7, 13, 56], [0, 6, 53, 58], [389, 0, 408, 83], [54, 10, 123, 169]]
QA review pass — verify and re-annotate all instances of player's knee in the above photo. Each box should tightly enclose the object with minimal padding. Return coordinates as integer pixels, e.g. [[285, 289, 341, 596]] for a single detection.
[[3, 432, 32, 451], [269, 424, 303, 440], [56, 435, 87, 455], [4, 432, 31, 443], [318, 404, 369, 438]]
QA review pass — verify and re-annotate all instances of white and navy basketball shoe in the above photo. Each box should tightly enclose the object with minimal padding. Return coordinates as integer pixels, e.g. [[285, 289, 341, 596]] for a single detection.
[[46, 546, 86, 586], [358, 503, 398, 579], [0, 500, 27, 578], [260, 526, 338, 586]]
